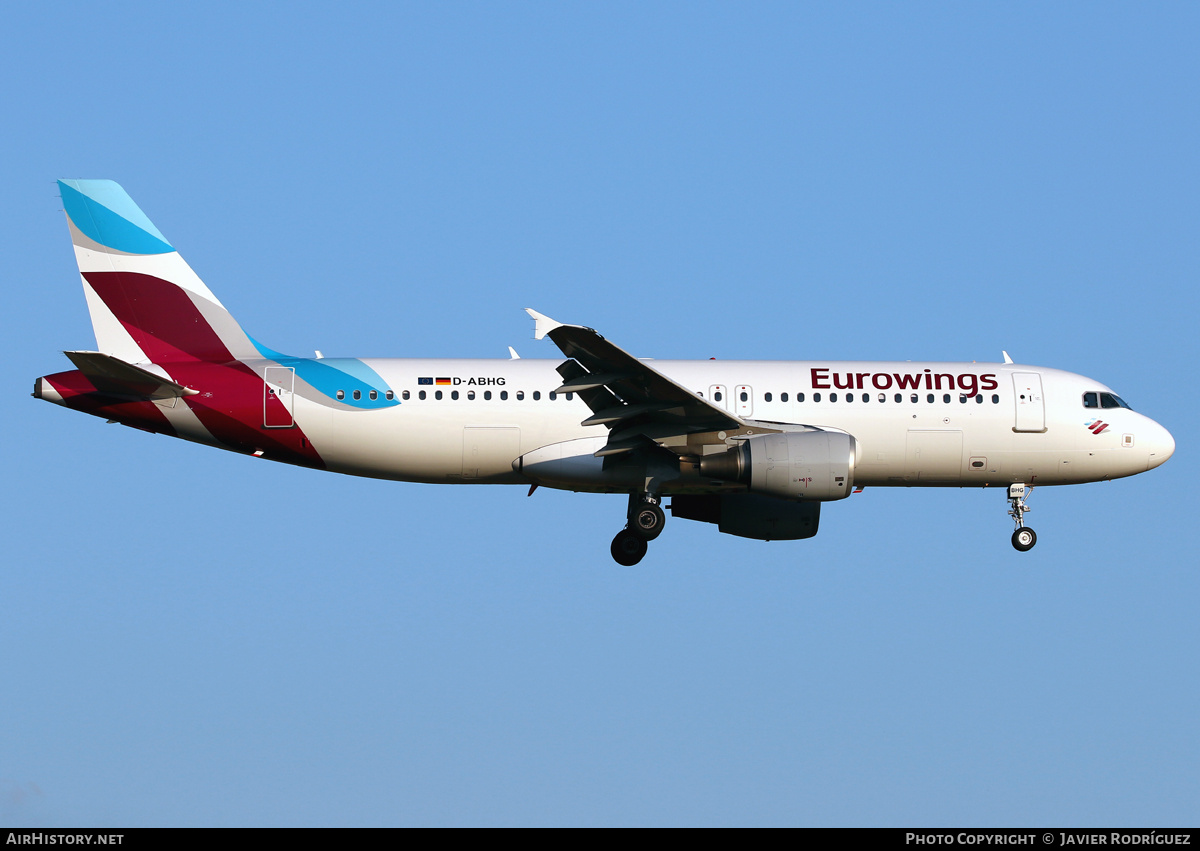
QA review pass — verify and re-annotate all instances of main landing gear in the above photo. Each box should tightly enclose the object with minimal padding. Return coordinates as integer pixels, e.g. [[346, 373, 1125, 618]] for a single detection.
[[610, 493, 666, 565], [1007, 483, 1037, 552]]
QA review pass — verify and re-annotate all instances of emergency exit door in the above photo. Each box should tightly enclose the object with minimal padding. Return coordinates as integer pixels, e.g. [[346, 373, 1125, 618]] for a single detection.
[[735, 385, 753, 417]]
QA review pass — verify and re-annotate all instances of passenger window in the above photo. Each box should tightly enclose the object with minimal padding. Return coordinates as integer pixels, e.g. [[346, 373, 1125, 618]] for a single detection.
[[419, 390, 427, 400], [549, 391, 557, 400], [467, 391, 475, 400], [862, 393, 869, 403], [484, 390, 492, 400], [353, 390, 362, 400], [878, 393, 886, 403], [517, 391, 525, 401], [781, 392, 788, 402], [566, 392, 574, 401], [975, 394, 983, 404], [992, 394, 1000, 404], [959, 394, 967, 403], [500, 390, 508, 400], [845, 393, 853, 403], [927, 394, 935, 403], [336, 390, 345, 400], [943, 394, 951, 403], [764, 392, 772, 402], [385, 390, 394, 400], [739, 391, 748, 402], [369, 390, 378, 401], [830, 393, 838, 402], [894, 393, 902, 403], [533, 391, 541, 400], [797, 393, 805, 402], [714, 391, 723, 402], [1083, 392, 1099, 408], [402, 390, 410, 400], [435, 390, 443, 400], [813, 393, 821, 402], [911, 394, 918, 403]]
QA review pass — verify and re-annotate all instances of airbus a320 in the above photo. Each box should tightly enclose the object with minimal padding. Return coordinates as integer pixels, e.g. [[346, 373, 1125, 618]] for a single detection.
[[35, 180, 1175, 564]]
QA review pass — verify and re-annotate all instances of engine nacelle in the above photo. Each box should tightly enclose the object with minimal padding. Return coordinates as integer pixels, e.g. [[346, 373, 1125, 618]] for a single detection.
[[699, 431, 857, 501]]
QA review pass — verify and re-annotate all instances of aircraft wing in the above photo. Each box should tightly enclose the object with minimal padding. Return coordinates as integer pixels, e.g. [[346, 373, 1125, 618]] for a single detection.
[[527, 309, 777, 457]]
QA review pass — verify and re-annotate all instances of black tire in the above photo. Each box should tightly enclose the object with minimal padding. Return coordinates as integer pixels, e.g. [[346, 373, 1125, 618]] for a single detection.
[[611, 529, 648, 566], [1011, 527, 1037, 552], [631, 502, 666, 541]]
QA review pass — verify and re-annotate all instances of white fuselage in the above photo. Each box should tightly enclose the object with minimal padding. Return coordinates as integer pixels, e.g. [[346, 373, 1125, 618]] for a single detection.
[[268, 358, 1173, 490]]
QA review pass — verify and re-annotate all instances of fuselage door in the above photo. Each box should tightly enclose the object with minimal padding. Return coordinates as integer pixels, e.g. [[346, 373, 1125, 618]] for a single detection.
[[709, 385, 729, 412], [264, 366, 295, 428], [1012, 372, 1046, 433], [735, 385, 753, 417]]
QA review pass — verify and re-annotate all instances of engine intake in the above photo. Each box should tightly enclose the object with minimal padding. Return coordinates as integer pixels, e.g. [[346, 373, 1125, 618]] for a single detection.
[[699, 431, 857, 501]]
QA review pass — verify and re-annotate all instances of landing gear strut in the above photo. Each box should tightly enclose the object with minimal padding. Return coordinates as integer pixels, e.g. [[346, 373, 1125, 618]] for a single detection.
[[609, 493, 666, 565], [1007, 483, 1037, 552]]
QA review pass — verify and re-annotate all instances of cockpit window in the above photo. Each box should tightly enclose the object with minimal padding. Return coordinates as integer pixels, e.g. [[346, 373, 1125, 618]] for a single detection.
[[1100, 392, 1132, 410], [1083, 392, 1099, 408]]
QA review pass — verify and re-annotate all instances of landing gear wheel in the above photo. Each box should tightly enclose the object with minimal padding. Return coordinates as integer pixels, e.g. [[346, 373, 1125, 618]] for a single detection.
[[631, 502, 666, 540], [611, 529, 648, 566], [1011, 527, 1037, 552]]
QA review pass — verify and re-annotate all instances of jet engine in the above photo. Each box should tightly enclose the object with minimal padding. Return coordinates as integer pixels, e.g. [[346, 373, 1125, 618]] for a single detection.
[[699, 431, 858, 501]]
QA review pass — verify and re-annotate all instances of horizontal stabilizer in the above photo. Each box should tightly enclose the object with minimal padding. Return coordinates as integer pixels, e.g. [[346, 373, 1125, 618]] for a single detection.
[[64, 351, 198, 400]]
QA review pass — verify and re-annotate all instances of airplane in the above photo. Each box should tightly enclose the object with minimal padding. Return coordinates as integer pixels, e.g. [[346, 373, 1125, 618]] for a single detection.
[[34, 180, 1175, 565]]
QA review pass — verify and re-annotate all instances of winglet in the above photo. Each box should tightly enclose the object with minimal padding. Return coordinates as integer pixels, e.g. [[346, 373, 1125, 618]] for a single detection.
[[1002, 350, 1014, 364], [525, 308, 563, 341], [507, 346, 521, 359]]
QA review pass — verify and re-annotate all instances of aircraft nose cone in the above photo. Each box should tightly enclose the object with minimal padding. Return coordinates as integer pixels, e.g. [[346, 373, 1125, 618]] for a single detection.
[[1146, 421, 1175, 470]]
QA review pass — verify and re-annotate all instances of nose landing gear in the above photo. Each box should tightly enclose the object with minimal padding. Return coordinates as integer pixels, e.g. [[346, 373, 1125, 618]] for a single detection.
[[1007, 483, 1036, 552], [610, 493, 666, 565]]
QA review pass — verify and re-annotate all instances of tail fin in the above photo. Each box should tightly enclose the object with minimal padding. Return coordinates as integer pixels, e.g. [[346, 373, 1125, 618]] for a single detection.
[[59, 180, 259, 365]]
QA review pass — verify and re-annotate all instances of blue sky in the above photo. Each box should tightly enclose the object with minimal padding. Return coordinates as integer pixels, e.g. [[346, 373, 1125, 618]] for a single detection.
[[3, 2, 1197, 826]]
